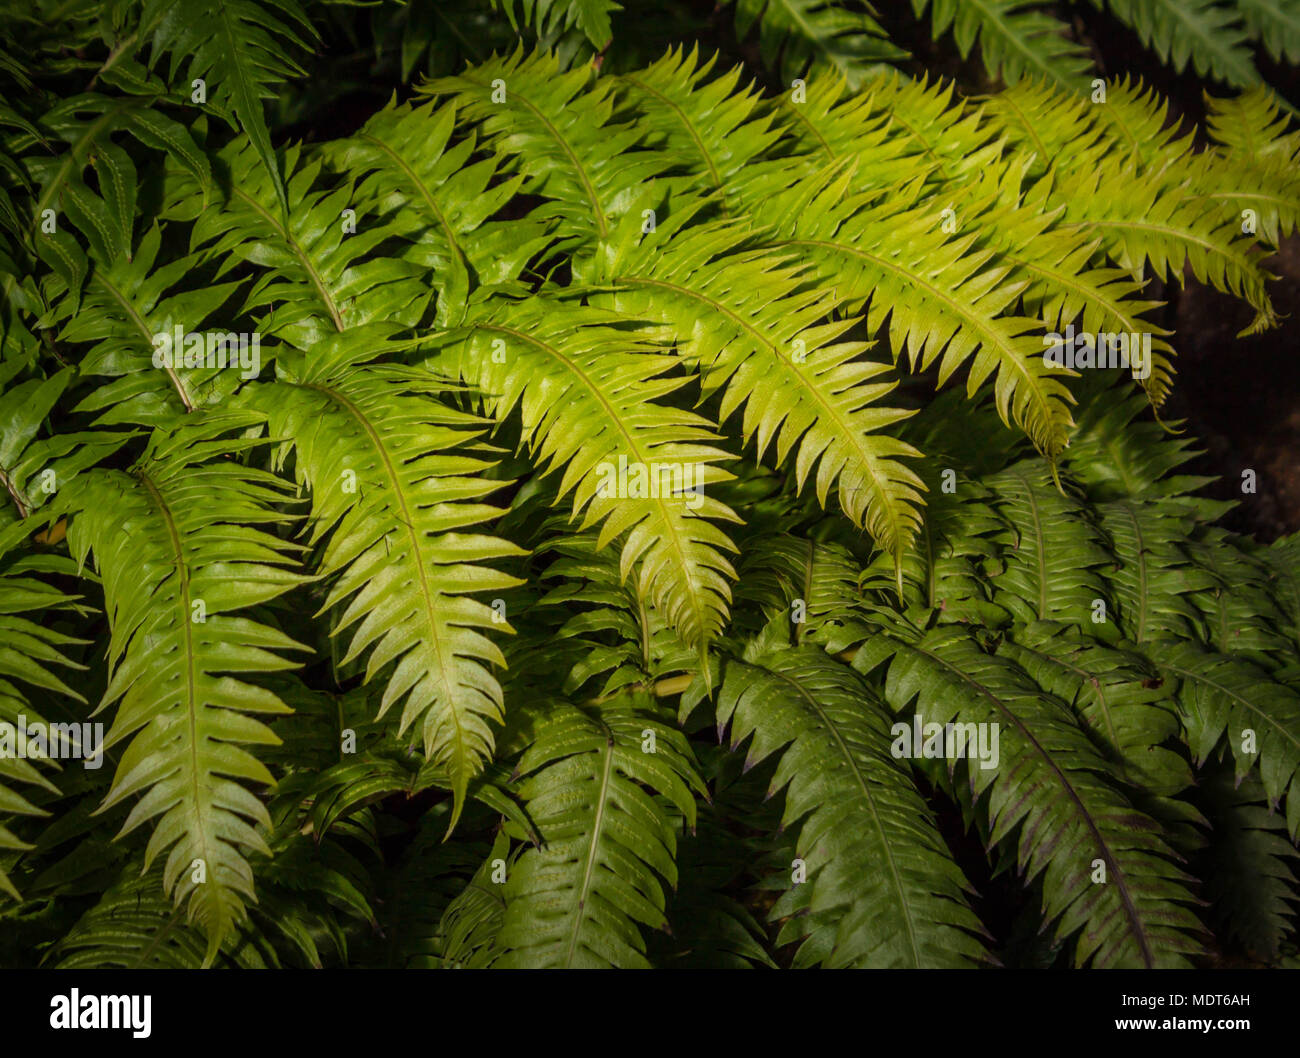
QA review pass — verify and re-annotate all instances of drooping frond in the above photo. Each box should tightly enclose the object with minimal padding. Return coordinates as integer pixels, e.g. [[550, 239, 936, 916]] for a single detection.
[[911, 0, 1093, 91], [1099, 0, 1259, 86], [981, 77, 1280, 334], [1237, 0, 1300, 64], [140, 0, 316, 219], [488, 693, 705, 967], [245, 333, 525, 827], [868, 623, 1205, 968], [717, 644, 987, 967], [593, 206, 925, 565], [730, 0, 905, 88], [429, 296, 740, 656], [60, 413, 307, 961]]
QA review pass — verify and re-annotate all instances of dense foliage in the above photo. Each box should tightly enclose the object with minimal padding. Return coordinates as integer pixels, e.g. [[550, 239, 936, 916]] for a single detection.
[[1, 0, 1299, 968]]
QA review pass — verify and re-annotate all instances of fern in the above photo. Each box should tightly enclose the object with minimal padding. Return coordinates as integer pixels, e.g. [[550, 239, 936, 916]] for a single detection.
[[731, 0, 905, 88], [59, 414, 306, 962], [1099, 0, 1260, 87], [2, 0, 1300, 974], [139, 0, 315, 220], [716, 644, 986, 967], [912, 0, 1094, 91]]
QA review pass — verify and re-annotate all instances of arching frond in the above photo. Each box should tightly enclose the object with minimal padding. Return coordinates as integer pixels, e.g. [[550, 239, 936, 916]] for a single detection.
[[245, 335, 525, 827], [871, 623, 1205, 968], [741, 161, 1078, 460], [182, 141, 430, 345], [912, 0, 1093, 91], [59, 413, 307, 961], [429, 296, 740, 656], [421, 50, 670, 249], [594, 208, 925, 566], [616, 47, 781, 216], [718, 645, 987, 967], [489, 693, 704, 967], [324, 100, 550, 326]]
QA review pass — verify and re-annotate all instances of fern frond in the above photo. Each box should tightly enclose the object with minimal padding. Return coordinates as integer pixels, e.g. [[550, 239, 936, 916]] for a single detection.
[[50, 220, 243, 425], [246, 335, 525, 827], [595, 208, 926, 565], [15, 92, 209, 247], [60, 413, 308, 961], [776, 71, 1001, 190], [1238, 0, 1300, 63], [140, 0, 316, 220], [862, 466, 1004, 622], [0, 514, 90, 902], [981, 77, 1280, 333], [616, 47, 781, 217], [731, 0, 905, 89], [533, 531, 699, 695], [185, 140, 430, 345], [489, 693, 704, 967], [1097, 497, 1213, 643], [983, 461, 1113, 628], [718, 645, 987, 967], [912, 0, 1093, 91], [433, 831, 511, 967], [1202, 86, 1300, 246], [1199, 770, 1299, 961], [999, 621, 1191, 796], [1189, 528, 1294, 662], [1063, 384, 1208, 500], [491, 0, 620, 47], [872, 623, 1205, 967], [430, 297, 740, 656], [1099, 0, 1259, 87], [325, 101, 549, 326], [741, 161, 1078, 460], [1058, 155, 1276, 334], [966, 161, 1179, 404], [1161, 641, 1300, 841], [421, 50, 669, 248], [55, 861, 275, 968]]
